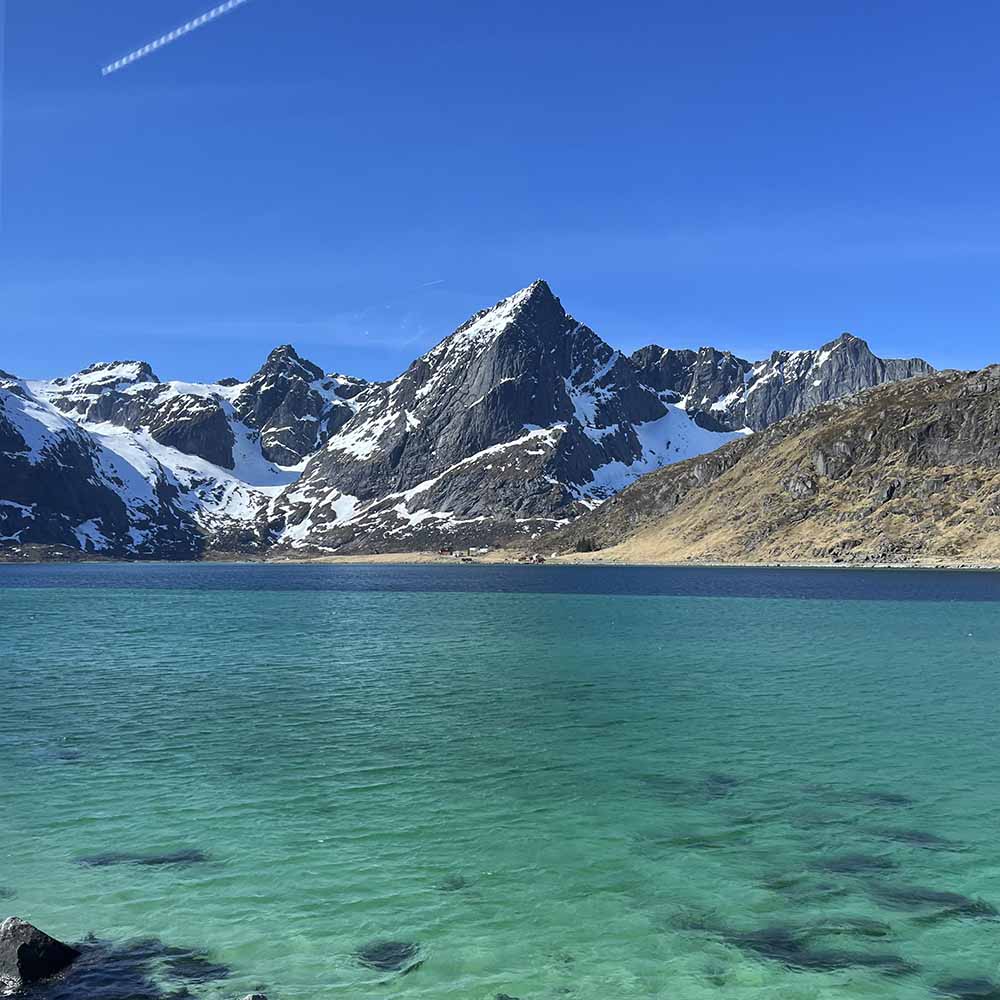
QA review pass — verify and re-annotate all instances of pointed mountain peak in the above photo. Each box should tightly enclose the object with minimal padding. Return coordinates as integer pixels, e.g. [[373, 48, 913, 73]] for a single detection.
[[256, 345, 324, 382], [816, 331, 870, 357], [523, 277, 556, 302], [266, 344, 302, 362], [830, 331, 864, 347], [478, 279, 559, 321], [425, 280, 568, 363]]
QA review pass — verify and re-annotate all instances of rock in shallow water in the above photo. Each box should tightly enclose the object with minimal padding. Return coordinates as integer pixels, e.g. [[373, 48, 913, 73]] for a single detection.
[[75, 849, 209, 868], [815, 853, 899, 874], [726, 925, 915, 976], [873, 828, 964, 851], [163, 953, 230, 982], [935, 979, 1000, 999], [355, 940, 420, 972], [858, 790, 914, 807], [0, 917, 79, 990], [870, 884, 998, 919], [434, 874, 468, 892], [20, 934, 232, 1000]]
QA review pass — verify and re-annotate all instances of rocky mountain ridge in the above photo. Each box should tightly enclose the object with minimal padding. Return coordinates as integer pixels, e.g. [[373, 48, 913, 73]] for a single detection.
[[1, 280, 936, 558], [630, 333, 932, 432]]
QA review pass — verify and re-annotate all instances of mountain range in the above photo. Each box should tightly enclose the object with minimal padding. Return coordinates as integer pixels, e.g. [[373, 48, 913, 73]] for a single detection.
[[0, 280, 933, 559]]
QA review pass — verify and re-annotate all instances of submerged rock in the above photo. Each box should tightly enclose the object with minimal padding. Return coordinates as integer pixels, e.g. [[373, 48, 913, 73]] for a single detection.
[[802, 785, 915, 808], [805, 916, 893, 939], [816, 853, 899, 875], [434, 875, 468, 892], [727, 925, 915, 976], [355, 940, 420, 973], [936, 979, 1000, 999], [637, 772, 741, 804], [162, 953, 230, 982], [702, 773, 741, 799], [0, 917, 80, 990], [873, 828, 963, 851], [857, 790, 915, 808], [760, 872, 851, 904], [75, 849, 209, 868], [871, 884, 998, 920], [0, 888, 16, 900]]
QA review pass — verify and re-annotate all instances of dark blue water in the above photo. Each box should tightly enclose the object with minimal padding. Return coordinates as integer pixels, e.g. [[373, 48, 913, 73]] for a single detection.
[[1, 562, 999, 601]]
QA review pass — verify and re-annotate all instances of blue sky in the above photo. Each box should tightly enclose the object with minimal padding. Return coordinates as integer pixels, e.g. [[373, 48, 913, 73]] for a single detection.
[[2, 0, 999, 382]]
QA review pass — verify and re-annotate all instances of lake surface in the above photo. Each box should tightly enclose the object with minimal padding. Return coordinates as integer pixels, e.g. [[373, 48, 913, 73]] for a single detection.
[[2, 564, 1000, 1000]]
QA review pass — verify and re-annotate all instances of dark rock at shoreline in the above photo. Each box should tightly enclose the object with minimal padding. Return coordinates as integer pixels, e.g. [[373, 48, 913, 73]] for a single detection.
[[355, 940, 420, 972], [21, 935, 231, 1000], [75, 849, 209, 868], [0, 917, 80, 990]]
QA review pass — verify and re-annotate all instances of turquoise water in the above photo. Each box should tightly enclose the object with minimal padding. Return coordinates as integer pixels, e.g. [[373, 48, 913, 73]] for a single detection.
[[3, 565, 1000, 1000]]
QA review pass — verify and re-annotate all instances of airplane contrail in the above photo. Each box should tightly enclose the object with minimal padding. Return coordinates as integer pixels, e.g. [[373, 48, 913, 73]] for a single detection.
[[101, 0, 252, 77]]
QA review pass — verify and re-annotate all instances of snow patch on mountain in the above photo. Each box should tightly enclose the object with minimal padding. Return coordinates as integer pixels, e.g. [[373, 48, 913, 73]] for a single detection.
[[573, 405, 748, 506]]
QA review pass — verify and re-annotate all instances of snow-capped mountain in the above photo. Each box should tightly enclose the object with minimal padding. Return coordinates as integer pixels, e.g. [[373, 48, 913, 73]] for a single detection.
[[1, 280, 934, 558], [1, 348, 368, 555], [631, 334, 933, 432], [272, 280, 745, 551], [0, 369, 202, 556]]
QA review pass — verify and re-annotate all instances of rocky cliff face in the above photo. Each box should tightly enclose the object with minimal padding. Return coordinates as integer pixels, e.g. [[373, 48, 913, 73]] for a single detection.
[[1, 280, 944, 559], [231, 346, 366, 465], [549, 366, 1000, 566], [631, 333, 932, 432]]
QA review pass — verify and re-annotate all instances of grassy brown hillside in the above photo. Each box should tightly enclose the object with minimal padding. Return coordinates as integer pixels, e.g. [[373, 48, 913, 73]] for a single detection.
[[547, 366, 1000, 566]]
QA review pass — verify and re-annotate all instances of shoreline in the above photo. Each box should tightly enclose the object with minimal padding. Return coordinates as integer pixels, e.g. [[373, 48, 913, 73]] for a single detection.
[[2, 545, 999, 572]]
